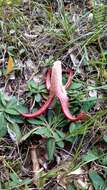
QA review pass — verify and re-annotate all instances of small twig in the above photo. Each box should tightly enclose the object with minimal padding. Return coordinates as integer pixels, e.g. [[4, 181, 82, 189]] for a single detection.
[[30, 144, 40, 184]]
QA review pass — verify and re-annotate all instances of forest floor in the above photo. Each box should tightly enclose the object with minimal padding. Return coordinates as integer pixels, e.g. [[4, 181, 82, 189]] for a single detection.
[[0, 0, 107, 190]]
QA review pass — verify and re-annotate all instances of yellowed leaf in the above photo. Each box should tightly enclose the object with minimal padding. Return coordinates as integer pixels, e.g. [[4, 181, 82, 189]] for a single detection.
[[6, 56, 14, 74]]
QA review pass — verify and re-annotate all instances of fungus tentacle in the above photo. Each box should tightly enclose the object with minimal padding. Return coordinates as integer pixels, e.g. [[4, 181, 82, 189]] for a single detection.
[[58, 94, 86, 121], [45, 68, 73, 90], [64, 70, 73, 89], [52, 61, 86, 121], [21, 94, 54, 118]]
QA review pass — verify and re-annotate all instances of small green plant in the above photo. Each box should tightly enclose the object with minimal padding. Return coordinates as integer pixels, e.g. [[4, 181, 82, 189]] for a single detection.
[[27, 80, 46, 103], [1, 172, 31, 189], [0, 92, 27, 140]]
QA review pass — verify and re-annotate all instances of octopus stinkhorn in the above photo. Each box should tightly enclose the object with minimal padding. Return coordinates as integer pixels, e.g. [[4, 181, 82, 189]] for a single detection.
[[21, 61, 86, 122]]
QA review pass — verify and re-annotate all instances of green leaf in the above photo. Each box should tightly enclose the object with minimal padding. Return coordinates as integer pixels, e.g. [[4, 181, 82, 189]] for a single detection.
[[0, 93, 7, 110], [0, 112, 7, 137], [33, 127, 52, 137], [27, 80, 45, 94], [35, 94, 42, 103], [82, 150, 99, 163], [27, 119, 45, 126], [55, 130, 65, 138], [6, 115, 24, 124], [9, 172, 31, 188], [28, 80, 37, 90], [53, 130, 64, 148], [0, 93, 6, 107], [16, 104, 28, 114], [103, 135, 107, 143], [100, 154, 107, 166], [82, 98, 96, 112], [65, 136, 76, 143], [7, 123, 22, 143], [56, 140, 64, 148], [20, 128, 38, 143], [5, 108, 19, 115], [5, 97, 28, 115], [37, 170, 57, 188], [89, 171, 106, 190], [66, 183, 76, 190], [69, 123, 81, 133], [46, 138, 55, 161], [70, 82, 82, 90], [5, 97, 19, 115], [10, 172, 20, 185]]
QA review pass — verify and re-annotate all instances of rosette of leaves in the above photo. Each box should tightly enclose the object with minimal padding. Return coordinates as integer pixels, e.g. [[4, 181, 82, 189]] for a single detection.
[[0, 92, 27, 141], [27, 80, 46, 103]]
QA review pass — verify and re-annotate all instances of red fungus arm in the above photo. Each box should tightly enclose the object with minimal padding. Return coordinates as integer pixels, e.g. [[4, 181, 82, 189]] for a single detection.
[[51, 61, 86, 122], [64, 69, 73, 89], [58, 94, 86, 121], [45, 68, 73, 90], [21, 94, 54, 118]]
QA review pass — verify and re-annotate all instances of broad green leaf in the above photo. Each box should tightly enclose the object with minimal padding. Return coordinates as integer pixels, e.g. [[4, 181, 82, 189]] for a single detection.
[[55, 130, 65, 138], [27, 80, 45, 94], [53, 131, 61, 140], [69, 123, 81, 133], [100, 154, 107, 166], [27, 119, 45, 126], [35, 94, 42, 103], [0, 102, 4, 111], [66, 183, 76, 190], [6, 97, 18, 108], [0, 112, 7, 137], [16, 104, 28, 114], [65, 136, 76, 143], [82, 98, 96, 112], [6, 115, 24, 124], [46, 138, 55, 160], [56, 140, 64, 148], [5, 108, 19, 115], [5, 97, 19, 115], [9, 172, 31, 188], [27, 80, 37, 90], [103, 135, 107, 143], [0, 93, 6, 107], [7, 123, 22, 143], [89, 171, 106, 190], [53, 131, 64, 148], [5, 97, 28, 115], [82, 150, 99, 163], [70, 82, 82, 90], [10, 172, 20, 184], [33, 127, 52, 137]]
